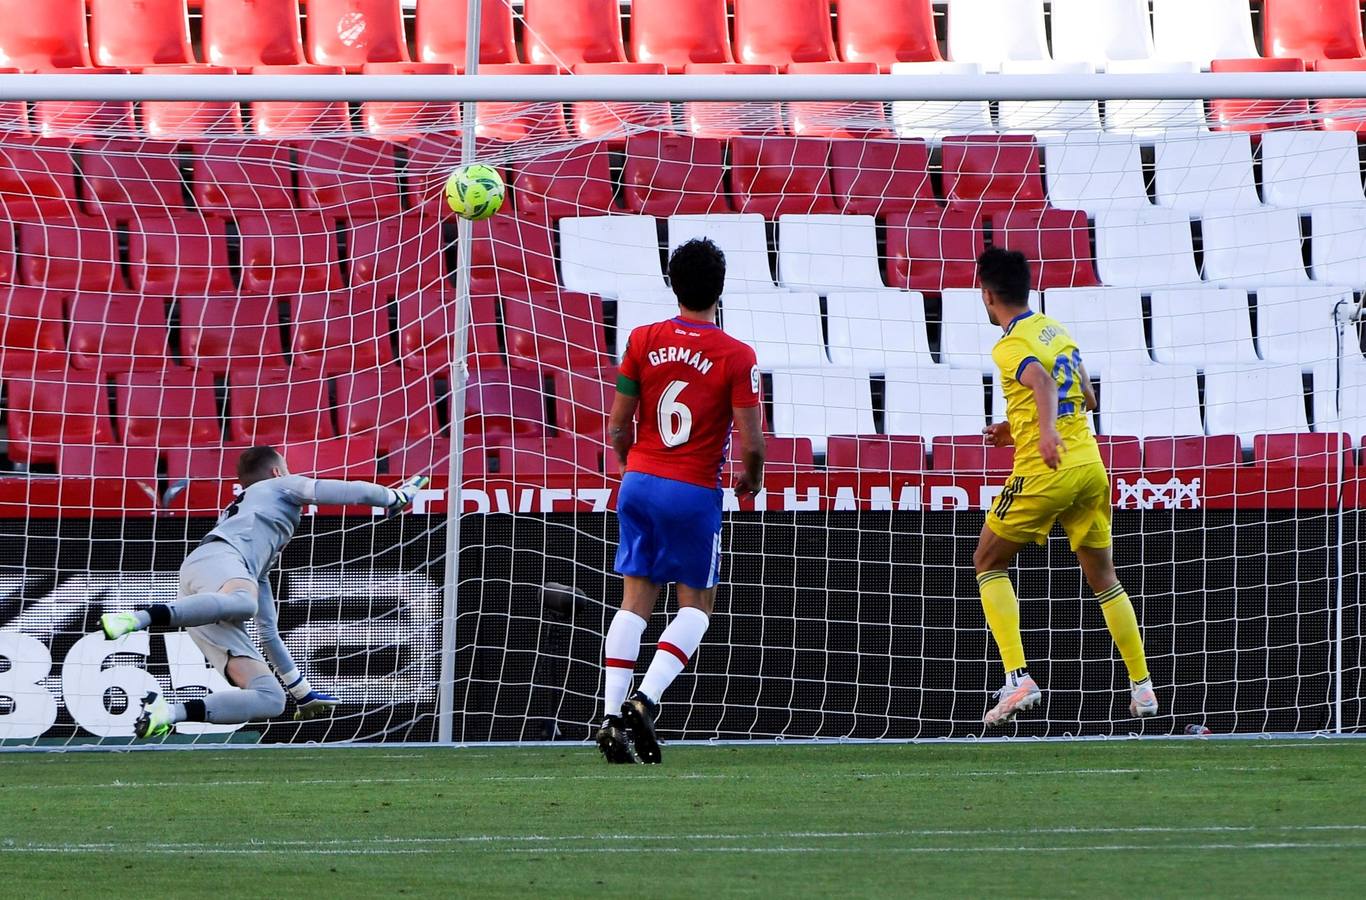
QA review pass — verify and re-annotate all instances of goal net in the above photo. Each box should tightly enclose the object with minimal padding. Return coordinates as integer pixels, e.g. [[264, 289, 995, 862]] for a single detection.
[[0, 76, 1362, 748]]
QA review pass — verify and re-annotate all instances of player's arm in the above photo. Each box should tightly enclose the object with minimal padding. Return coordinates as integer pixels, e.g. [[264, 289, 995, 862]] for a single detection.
[[1077, 358, 1098, 412], [733, 404, 765, 497], [281, 474, 427, 515], [256, 578, 338, 720], [1019, 360, 1065, 469], [610, 331, 643, 468]]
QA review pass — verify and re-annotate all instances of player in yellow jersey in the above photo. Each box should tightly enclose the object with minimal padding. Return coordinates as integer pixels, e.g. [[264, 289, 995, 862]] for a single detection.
[[971, 248, 1158, 726]]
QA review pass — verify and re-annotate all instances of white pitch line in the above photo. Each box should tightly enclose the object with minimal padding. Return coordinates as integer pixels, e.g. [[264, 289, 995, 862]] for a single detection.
[[478, 763, 1317, 783]]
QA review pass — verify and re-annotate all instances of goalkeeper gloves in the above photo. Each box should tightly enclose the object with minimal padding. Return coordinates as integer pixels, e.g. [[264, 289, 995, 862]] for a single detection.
[[285, 673, 341, 721], [385, 474, 430, 517]]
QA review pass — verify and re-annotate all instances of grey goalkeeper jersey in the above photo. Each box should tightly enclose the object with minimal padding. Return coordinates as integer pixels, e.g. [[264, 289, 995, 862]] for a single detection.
[[203, 475, 396, 581]]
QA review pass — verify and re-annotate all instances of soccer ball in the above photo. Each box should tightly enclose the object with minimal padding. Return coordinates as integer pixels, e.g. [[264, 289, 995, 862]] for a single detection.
[[445, 163, 505, 221]]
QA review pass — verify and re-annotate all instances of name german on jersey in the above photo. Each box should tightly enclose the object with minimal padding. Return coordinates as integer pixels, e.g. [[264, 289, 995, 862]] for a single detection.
[[645, 345, 715, 374]]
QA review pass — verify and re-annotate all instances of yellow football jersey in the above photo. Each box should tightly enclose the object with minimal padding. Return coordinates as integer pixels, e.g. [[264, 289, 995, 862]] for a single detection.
[[991, 310, 1103, 477]]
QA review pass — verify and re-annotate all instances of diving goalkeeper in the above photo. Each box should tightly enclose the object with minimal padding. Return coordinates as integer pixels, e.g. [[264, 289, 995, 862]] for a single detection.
[[99, 446, 428, 738]]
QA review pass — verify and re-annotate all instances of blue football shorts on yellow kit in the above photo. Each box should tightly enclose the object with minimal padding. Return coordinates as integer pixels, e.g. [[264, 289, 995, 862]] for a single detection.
[[985, 461, 1112, 551]]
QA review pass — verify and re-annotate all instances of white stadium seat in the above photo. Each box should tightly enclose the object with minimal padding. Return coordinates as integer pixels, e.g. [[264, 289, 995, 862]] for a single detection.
[[890, 61, 994, 141], [1203, 363, 1310, 446], [1200, 208, 1310, 286], [997, 61, 1102, 133], [613, 291, 679, 358], [777, 214, 885, 291], [1151, 0, 1259, 69], [939, 288, 1040, 372], [1317, 359, 1366, 439], [1257, 286, 1353, 370], [721, 292, 829, 368], [1093, 207, 1202, 287], [826, 290, 934, 370], [1042, 133, 1150, 214], [1099, 364, 1204, 437], [884, 365, 990, 439], [1049, 0, 1154, 69], [559, 215, 665, 297], [1149, 288, 1260, 367], [1153, 133, 1261, 214], [1259, 131, 1365, 209], [1103, 60, 1208, 136], [771, 368, 876, 453], [945, 0, 1049, 70], [1310, 206, 1366, 285], [669, 214, 782, 292], [1042, 287, 1153, 375]]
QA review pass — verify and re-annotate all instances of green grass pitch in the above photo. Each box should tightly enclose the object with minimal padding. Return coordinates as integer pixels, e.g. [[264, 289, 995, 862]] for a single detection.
[[4, 740, 1365, 897]]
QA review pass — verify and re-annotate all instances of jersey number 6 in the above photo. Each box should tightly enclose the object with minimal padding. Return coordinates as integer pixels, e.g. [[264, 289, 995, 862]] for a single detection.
[[658, 380, 694, 448]]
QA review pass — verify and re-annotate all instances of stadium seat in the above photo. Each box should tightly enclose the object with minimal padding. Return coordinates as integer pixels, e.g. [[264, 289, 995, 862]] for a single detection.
[[613, 293, 680, 358], [1310, 58, 1366, 131], [681, 63, 785, 138], [250, 65, 351, 137], [0, 138, 78, 218], [0, 0, 91, 69], [164, 444, 251, 480], [1100, 364, 1204, 438], [305, 0, 409, 70], [826, 291, 932, 370], [828, 139, 936, 217], [67, 295, 169, 372], [559, 216, 667, 297], [523, 0, 626, 67], [777, 215, 884, 291], [729, 137, 837, 217], [785, 61, 889, 139], [1149, 288, 1260, 366], [1201, 208, 1310, 285], [1253, 433, 1353, 471], [1256, 286, 1350, 370], [570, 63, 672, 142], [0, 221, 15, 288], [6, 371, 115, 464], [57, 445, 162, 480], [997, 62, 1103, 133], [179, 295, 287, 373], [1142, 434, 1242, 467], [721, 293, 829, 368], [1103, 60, 1209, 136], [280, 435, 379, 481], [1049, 0, 1154, 69], [416, 0, 519, 67], [141, 66, 245, 139], [0, 288, 65, 375], [1204, 362, 1310, 445], [465, 368, 545, 436], [480, 434, 604, 477], [885, 365, 989, 438], [833, 0, 940, 71], [350, 213, 448, 295], [512, 143, 617, 222], [1093, 207, 1202, 287], [889, 61, 994, 141], [770, 368, 875, 453], [1310, 206, 1366, 284], [385, 436, 453, 477], [995, 208, 1101, 291], [630, 0, 733, 71], [503, 292, 609, 371], [1153, 133, 1260, 213], [360, 62, 460, 138], [1320, 361, 1366, 438], [668, 214, 781, 292], [1042, 134, 1150, 213], [1209, 58, 1314, 132], [398, 291, 502, 371], [405, 132, 467, 216], [732, 0, 836, 69], [551, 366, 614, 438], [237, 212, 343, 295], [202, 0, 307, 67], [826, 435, 927, 472], [18, 216, 123, 292], [290, 289, 395, 375], [228, 371, 335, 445], [1041, 287, 1152, 375], [885, 208, 987, 292], [1151, 0, 1259, 69], [941, 135, 1046, 215], [621, 133, 730, 216], [940, 288, 1039, 372], [31, 69, 135, 138], [1263, 0, 1366, 62], [469, 214, 559, 296], [76, 140, 185, 221], [945, 0, 1049, 70], [89, 0, 195, 69], [335, 368, 438, 452], [1094, 434, 1143, 470], [294, 138, 402, 219], [191, 140, 295, 213], [728, 436, 814, 474], [472, 64, 569, 142], [115, 367, 221, 450], [927, 436, 1014, 473], [1259, 131, 1364, 208]]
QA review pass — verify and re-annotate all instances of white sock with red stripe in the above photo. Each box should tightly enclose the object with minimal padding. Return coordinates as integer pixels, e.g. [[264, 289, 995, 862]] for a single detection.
[[603, 609, 648, 718], [638, 607, 710, 704]]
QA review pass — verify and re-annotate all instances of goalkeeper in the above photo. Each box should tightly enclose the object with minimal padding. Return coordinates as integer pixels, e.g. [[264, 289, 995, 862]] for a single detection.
[[99, 446, 427, 738]]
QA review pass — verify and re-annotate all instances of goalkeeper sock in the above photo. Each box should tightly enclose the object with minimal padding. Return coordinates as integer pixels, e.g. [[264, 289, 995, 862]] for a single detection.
[[164, 590, 257, 628], [172, 699, 207, 723], [638, 607, 709, 704], [1097, 583, 1150, 683], [977, 571, 1027, 673], [603, 609, 647, 717], [203, 673, 286, 725]]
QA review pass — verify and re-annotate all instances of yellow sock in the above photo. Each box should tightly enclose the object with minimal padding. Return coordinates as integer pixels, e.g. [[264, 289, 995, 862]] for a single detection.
[[977, 571, 1026, 672], [1097, 583, 1150, 683]]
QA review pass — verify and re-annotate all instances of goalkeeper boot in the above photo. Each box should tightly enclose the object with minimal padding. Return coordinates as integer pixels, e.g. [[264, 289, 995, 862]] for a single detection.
[[100, 611, 143, 640], [595, 714, 638, 764], [984, 672, 1042, 727], [133, 691, 174, 739], [1129, 679, 1159, 718], [621, 690, 662, 764], [294, 690, 341, 721]]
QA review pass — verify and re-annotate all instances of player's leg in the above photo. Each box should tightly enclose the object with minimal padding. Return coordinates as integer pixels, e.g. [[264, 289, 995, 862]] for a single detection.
[[134, 632, 283, 738], [599, 473, 658, 762], [102, 545, 258, 639], [974, 523, 1042, 726]]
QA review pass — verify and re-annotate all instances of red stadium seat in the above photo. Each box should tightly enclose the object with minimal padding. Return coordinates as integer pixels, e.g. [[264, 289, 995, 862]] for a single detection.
[[1314, 58, 1366, 131], [885, 208, 986, 292], [115, 367, 221, 449], [6, 371, 115, 464], [941, 135, 1046, 215], [0, 0, 91, 70], [503, 292, 609, 371], [406, 132, 465, 216], [76, 140, 185, 220], [237, 212, 342, 295], [829, 139, 936, 216], [416, 0, 519, 66], [1253, 433, 1354, 468], [465, 368, 544, 436], [0, 138, 79, 218], [191, 140, 296, 213], [1263, 0, 1365, 62], [0, 217, 14, 286], [281, 435, 379, 480], [293, 138, 403, 219], [826, 435, 927, 472], [350, 213, 448, 295], [228, 371, 336, 445], [834, 0, 942, 71], [929, 436, 1014, 474], [250, 65, 352, 137], [1209, 58, 1315, 131], [58, 445, 161, 479], [0, 288, 65, 375], [473, 64, 569, 141], [31, 69, 135, 139], [18, 216, 123, 293], [1142, 435, 1242, 468], [996, 208, 1101, 291], [524, 0, 627, 67], [179, 295, 287, 374], [480, 435, 603, 477], [786, 61, 890, 138], [511, 142, 617, 222], [682, 63, 785, 138], [201, 0, 306, 67], [89, 0, 195, 69], [386, 435, 452, 478], [141, 66, 245, 139], [470, 214, 559, 296], [335, 367, 438, 451], [398, 291, 502, 371], [551, 366, 614, 437], [361, 62, 460, 138], [165, 445, 251, 480], [305, 0, 410, 71], [1095, 435, 1142, 471], [129, 213, 235, 297], [570, 63, 672, 142], [67, 295, 169, 373], [733, 0, 837, 69], [631, 0, 733, 72], [289, 289, 395, 375], [730, 136, 838, 216], [729, 436, 814, 473], [622, 132, 730, 215]]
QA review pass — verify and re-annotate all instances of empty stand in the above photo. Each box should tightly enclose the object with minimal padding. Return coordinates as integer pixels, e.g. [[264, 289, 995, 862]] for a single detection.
[[19, 216, 122, 293], [613, 294, 680, 358], [890, 61, 995, 140], [828, 139, 935, 217], [470, 214, 560, 296], [523, 0, 626, 67], [941, 135, 1046, 214], [0, 0, 91, 69], [7, 371, 115, 465], [503, 292, 609, 371], [57, 445, 161, 480], [294, 138, 402, 219], [472, 64, 569, 142], [1253, 433, 1354, 470], [0, 138, 78, 218], [89, 0, 195, 69], [720, 293, 829, 368], [0, 220, 14, 287], [141, 66, 245, 139], [1042, 287, 1152, 375], [1259, 131, 1365, 208], [466, 368, 545, 436], [115, 367, 221, 449], [1093, 207, 1202, 287], [682, 63, 785, 138], [1095, 434, 1143, 470], [77, 140, 185, 221], [884, 365, 989, 438], [1310, 206, 1366, 284], [191, 141, 296, 213], [1042, 134, 1150, 213], [826, 290, 932, 370], [250, 65, 352, 137], [1143, 434, 1242, 467], [669, 214, 781, 291], [1201, 208, 1310, 285], [631, 0, 733, 71], [1311, 59, 1366, 132], [202, 0, 307, 67], [1151, 0, 1260, 68], [290, 289, 394, 375], [997, 61, 1103, 133], [1103, 60, 1209, 136], [398, 290, 502, 371], [335, 368, 438, 451], [733, 0, 837, 69], [228, 372, 335, 445], [777, 215, 885, 291], [1049, 0, 1154, 68], [570, 62, 672, 142], [786, 61, 889, 139], [360, 62, 460, 137], [512, 143, 616, 222], [621, 133, 730, 216], [559, 216, 667, 297], [1209, 58, 1314, 132], [1256, 286, 1351, 369], [31, 69, 135, 138], [479, 435, 603, 476], [945, 0, 1049, 70], [164, 445, 249, 480], [305, 0, 409, 70], [280, 435, 379, 481], [995, 207, 1101, 290], [1322, 360, 1366, 438], [1153, 133, 1260, 213], [237, 212, 343, 295], [1149, 288, 1260, 366], [885, 208, 986, 292], [350, 213, 448, 295], [0, 288, 65, 375], [551, 366, 614, 437], [833, 0, 940, 71], [826, 435, 927, 472], [728, 436, 815, 474], [179, 295, 287, 374], [1203, 363, 1310, 445], [67, 295, 169, 372], [929, 436, 1015, 473], [416, 0, 519, 67], [940, 288, 1039, 372], [771, 368, 875, 453], [1099, 364, 1205, 438], [1263, 0, 1366, 62]]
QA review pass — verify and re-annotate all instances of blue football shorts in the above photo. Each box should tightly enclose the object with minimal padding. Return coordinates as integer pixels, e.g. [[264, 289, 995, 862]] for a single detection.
[[614, 471, 723, 590]]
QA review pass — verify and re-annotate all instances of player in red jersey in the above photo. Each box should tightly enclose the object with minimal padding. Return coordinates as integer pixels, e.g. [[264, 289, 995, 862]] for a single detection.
[[596, 238, 766, 764]]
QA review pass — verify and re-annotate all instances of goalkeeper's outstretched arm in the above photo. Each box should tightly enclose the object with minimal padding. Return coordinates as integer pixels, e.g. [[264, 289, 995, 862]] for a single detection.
[[307, 476, 426, 511]]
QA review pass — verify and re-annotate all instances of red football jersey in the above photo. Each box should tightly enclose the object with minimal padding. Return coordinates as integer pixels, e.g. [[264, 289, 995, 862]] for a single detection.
[[619, 316, 761, 489]]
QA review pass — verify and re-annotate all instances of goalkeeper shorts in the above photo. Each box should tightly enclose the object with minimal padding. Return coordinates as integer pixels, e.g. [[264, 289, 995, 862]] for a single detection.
[[614, 472, 723, 590], [985, 461, 1113, 552]]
